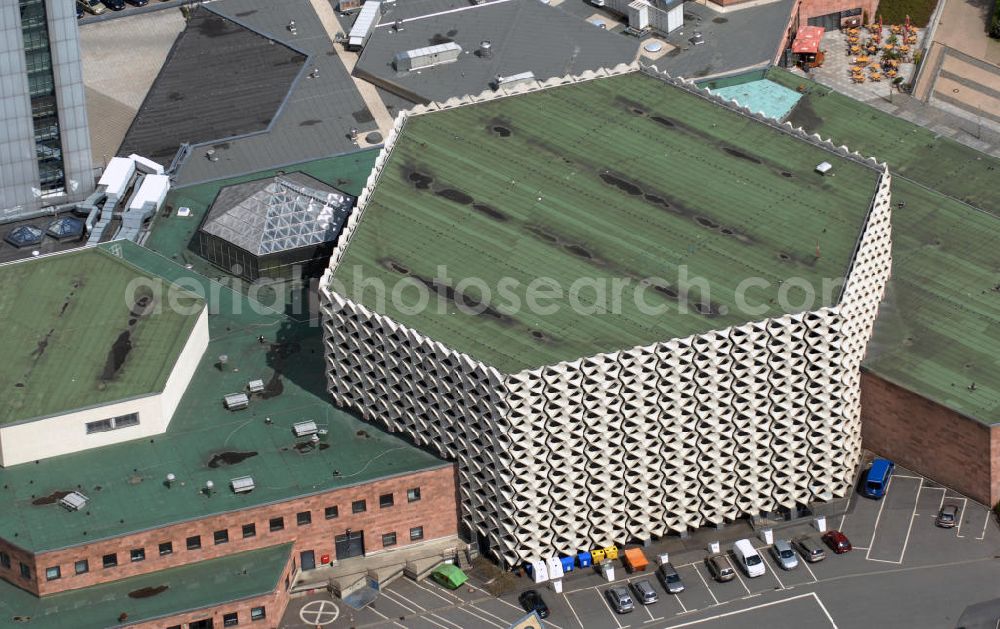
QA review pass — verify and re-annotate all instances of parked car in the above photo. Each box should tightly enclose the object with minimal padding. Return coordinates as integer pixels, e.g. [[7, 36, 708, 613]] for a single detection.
[[630, 579, 658, 605], [518, 590, 550, 619], [102, 0, 126, 10], [76, 2, 84, 17], [822, 530, 853, 554], [937, 504, 961, 528], [704, 553, 736, 582], [606, 587, 635, 614], [732, 538, 766, 577], [77, 0, 106, 14], [862, 457, 895, 499], [770, 539, 799, 570], [125, 0, 148, 5], [792, 535, 827, 563], [656, 562, 685, 594]]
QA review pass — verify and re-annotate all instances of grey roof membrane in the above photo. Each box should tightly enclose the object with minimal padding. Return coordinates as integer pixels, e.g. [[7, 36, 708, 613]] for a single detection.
[[117, 5, 307, 165], [651, 0, 795, 79], [170, 0, 377, 187], [354, 0, 640, 104], [201, 172, 354, 255]]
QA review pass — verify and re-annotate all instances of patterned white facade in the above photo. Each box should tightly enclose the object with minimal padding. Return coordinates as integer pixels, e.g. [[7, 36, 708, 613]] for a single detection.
[[320, 67, 894, 566]]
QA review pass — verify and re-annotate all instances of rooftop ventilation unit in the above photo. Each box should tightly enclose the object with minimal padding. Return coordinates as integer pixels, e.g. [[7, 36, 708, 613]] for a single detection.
[[59, 491, 88, 511], [478, 40, 492, 58], [393, 42, 463, 72], [495, 71, 536, 90], [224, 393, 250, 410], [816, 162, 833, 175], [293, 420, 319, 437], [231, 476, 255, 494], [247, 379, 265, 394]]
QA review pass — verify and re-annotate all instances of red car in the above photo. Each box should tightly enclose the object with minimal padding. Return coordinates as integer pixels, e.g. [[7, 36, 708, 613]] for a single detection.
[[822, 530, 852, 554]]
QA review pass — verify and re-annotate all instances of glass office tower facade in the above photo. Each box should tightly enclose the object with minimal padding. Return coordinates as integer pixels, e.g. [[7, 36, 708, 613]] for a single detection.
[[1, 0, 92, 220]]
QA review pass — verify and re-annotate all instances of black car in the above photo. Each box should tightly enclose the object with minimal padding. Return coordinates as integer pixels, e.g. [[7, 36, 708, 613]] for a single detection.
[[76, 2, 83, 17], [125, 0, 148, 5], [518, 589, 550, 619], [102, 0, 126, 9]]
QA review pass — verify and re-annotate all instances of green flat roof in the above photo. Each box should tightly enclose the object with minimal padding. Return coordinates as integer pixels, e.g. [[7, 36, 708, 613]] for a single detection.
[[763, 68, 1000, 422], [332, 71, 881, 373], [0, 544, 292, 628], [0, 248, 203, 425], [0, 242, 446, 552]]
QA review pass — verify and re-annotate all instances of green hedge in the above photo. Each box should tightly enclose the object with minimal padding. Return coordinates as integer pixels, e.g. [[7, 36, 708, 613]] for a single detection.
[[990, 0, 1000, 38], [876, 0, 939, 27]]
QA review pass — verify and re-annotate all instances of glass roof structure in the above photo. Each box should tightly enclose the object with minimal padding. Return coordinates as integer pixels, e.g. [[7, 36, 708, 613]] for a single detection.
[[200, 173, 354, 256], [46, 216, 85, 240], [5, 225, 44, 248]]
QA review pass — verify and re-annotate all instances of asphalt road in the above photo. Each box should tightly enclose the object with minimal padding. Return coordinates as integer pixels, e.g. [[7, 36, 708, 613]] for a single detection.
[[284, 466, 1000, 628]]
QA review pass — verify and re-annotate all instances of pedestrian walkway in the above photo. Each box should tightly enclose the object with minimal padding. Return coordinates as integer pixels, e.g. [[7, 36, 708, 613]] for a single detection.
[[308, 0, 395, 146]]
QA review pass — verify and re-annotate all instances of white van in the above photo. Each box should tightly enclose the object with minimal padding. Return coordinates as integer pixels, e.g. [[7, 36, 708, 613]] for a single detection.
[[732, 539, 766, 578]]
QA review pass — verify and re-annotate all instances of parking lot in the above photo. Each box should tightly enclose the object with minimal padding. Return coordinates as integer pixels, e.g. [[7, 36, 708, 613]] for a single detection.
[[284, 466, 1000, 628]]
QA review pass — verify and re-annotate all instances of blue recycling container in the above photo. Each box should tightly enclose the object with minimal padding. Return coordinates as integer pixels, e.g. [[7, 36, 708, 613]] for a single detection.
[[560, 555, 575, 573], [576, 551, 592, 569]]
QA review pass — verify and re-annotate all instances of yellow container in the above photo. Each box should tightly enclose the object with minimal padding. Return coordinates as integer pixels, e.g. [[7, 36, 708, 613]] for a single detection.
[[591, 548, 606, 563], [604, 545, 619, 560]]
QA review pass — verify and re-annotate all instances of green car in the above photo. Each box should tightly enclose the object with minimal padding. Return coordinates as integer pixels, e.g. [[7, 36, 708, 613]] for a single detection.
[[430, 563, 468, 589]]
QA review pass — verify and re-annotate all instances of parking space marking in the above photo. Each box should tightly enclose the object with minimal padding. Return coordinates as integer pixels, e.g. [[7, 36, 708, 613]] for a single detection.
[[659, 592, 838, 629], [673, 592, 690, 614], [759, 551, 787, 590], [977, 505, 992, 540], [866, 475, 894, 555], [800, 558, 819, 583], [470, 600, 523, 626], [694, 566, 720, 606], [596, 586, 628, 629], [562, 589, 587, 629], [866, 475, 923, 564], [380, 589, 420, 613], [429, 613, 464, 629], [410, 579, 462, 605], [956, 497, 969, 538], [455, 605, 506, 628], [730, 568, 754, 598]]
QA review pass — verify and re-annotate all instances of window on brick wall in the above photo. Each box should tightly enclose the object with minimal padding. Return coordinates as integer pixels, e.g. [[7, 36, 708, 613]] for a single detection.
[[223, 612, 239, 627], [379, 493, 394, 508], [130, 548, 145, 562], [187, 535, 201, 550], [297, 511, 312, 526], [269, 517, 284, 532], [0, 552, 9, 568], [19, 563, 30, 579], [324, 506, 338, 519], [382, 532, 397, 547], [74, 559, 88, 575], [352, 499, 366, 514], [407, 487, 421, 502], [159, 542, 173, 556], [243, 523, 256, 538], [214, 529, 229, 545], [45, 565, 60, 580], [102, 553, 117, 569], [410, 526, 424, 541], [251, 606, 266, 621]]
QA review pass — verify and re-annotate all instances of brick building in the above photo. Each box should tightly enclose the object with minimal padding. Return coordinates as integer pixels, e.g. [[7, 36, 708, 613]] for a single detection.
[[0, 241, 459, 627]]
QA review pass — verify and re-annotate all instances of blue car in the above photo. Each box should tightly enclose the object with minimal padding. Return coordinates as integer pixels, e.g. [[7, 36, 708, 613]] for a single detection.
[[862, 458, 894, 499]]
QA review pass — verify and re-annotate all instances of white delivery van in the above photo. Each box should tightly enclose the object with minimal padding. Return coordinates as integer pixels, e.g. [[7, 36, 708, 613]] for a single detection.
[[732, 539, 766, 578]]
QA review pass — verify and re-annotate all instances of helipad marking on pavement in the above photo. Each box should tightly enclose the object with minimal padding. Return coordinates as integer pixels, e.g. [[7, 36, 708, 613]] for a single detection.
[[300, 599, 340, 626]]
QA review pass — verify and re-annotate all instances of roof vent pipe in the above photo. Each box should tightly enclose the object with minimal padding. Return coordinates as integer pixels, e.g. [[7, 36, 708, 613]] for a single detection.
[[479, 40, 492, 58]]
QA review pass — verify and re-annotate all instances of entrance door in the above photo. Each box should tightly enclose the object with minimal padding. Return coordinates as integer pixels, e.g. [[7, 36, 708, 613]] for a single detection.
[[335, 531, 365, 560], [300, 550, 316, 571]]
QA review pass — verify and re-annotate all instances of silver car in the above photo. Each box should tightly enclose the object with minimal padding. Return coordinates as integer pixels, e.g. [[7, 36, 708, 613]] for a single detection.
[[770, 539, 799, 570], [630, 579, 658, 605], [936, 504, 960, 528], [606, 587, 635, 614], [792, 535, 827, 563]]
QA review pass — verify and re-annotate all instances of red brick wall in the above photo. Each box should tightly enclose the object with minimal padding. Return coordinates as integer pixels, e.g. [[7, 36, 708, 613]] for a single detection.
[[798, 0, 878, 21], [126, 551, 294, 629], [8, 465, 457, 596], [0, 537, 40, 596], [860, 372, 994, 504]]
